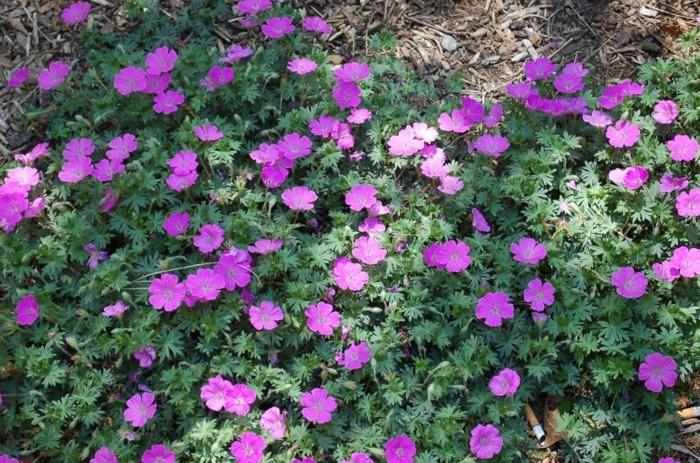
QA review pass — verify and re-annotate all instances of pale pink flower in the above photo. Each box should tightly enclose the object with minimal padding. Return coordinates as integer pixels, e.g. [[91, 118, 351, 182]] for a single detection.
[[348, 108, 372, 124], [261, 407, 286, 439], [472, 208, 491, 233], [333, 258, 369, 291], [420, 152, 450, 179], [676, 189, 700, 217], [282, 186, 318, 211], [6, 166, 40, 191], [388, 126, 424, 157], [248, 239, 283, 255], [14, 142, 50, 165], [359, 217, 386, 234], [38, 61, 70, 90], [288, 58, 318, 75], [305, 301, 341, 336], [352, 236, 387, 265], [300, 387, 337, 424], [249, 300, 284, 330], [652, 100, 679, 124], [438, 175, 464, 195], [345, 184, 377, 211], [582, 110, 612, 127], [666, 134, 698, 162], [605, 120, 640, 148], [225, 383, 257, 415], [58, 156, 93, 183], [103, 300, 129, 318]]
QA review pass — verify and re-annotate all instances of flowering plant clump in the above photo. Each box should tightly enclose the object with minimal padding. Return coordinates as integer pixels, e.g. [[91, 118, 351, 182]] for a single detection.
[[1, 2, 700, 462]]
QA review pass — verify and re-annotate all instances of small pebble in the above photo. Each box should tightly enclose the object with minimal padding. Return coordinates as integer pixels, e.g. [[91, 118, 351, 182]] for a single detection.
[[441, 35, 458, 52]]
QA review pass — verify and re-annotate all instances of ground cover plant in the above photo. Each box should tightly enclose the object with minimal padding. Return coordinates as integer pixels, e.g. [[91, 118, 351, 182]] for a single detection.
[[1, 1, 700, 462]]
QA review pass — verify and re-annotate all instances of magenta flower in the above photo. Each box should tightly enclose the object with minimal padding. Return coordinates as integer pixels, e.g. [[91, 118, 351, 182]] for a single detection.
[[333, 82, 362, 108], [134, 346, 156, 368], [84, 243, 109, 269], [63, 137, 95, 160], [58, 156, 93, 183], [230, 432, 266, 463], [582, 110, 612, 128], [106, 133, 138, 161], [605, 120, 640, 148], [469, 424, 503, 460], [225, 383, 257, 415], [659, 173, 688, 193], [101, 188, 119, 212], [14, 141, 50, 164], [506, 81, 534, 99], [420, 152, 450, 179], [638, 352, 677, 393], [194, 124, 224, 142], [472, 208, 491, 233], [282, 186, 318, 211], [185, 268, 226, 301], [388, 126, 424, 157], [168, 150, 198, 174], [611, 266, 648, 299], [90, 447, 117, 463], [123, 392, 156, 427], [523, 278, 555, 311], [163, 211, 190, 236], [0, 456, 18, 463], [652, 100, 678, 124], [103, 300, 129, 318], [248, 239, 283, 255], [622, 166, 649, 190], [303, 16, 332, 34], [113, 66, 147, 96], [261, 16, 295, 39], [309, 115, 339, 138], [8, 67, 29, 88], [305, 301, 341, 336], [334, 62, 372, 83], [333, 258, 369, 291], [145, 47, 177, 75], [143, 72, 171, 94], [261, 166, 289, 188], [6, 166, 40, 191], [16, 294, 39, 326], [339, 341, 372, 371], [92, 159, 125, 182], [220, 44, 254, 63], [61, 2, 91, 24], [476, 292, 515, 327], [484, 104, 504, 127], [278, 133, 313, 160], [260, 406, 286, 439], [288, 58, 318, 75], [342, 453, 375, 463], [249, 300, 284, 331], [666, 134, 698, 162], [153, 90, 185, 114], [236, 0, 272, 14], [360, 217, 386, 234], [510, 237, 547, 265], [553, 72, 584, 94], [200, 65, 234, 91], [193, 224, 225, 254], [214, 249, 253, 290], [488, 368, 520, 397], [38, 60, 70, 90], [523, 57, 557, 81], [352, 236, 387, 265], [669, 246, 700, 278], [385, 434, 416, 463], [433, 240, 471, 273], [141, 444, 174, 463], [438, 175, 464, 195], [148, 273, 186, 312], [200, 375, 234, 411], [658, 457, 680, 463], [300, 387, 337, 424], [676, 188, 700, 217], [250, 143, 279, 165], [345, 184, 378, 211]]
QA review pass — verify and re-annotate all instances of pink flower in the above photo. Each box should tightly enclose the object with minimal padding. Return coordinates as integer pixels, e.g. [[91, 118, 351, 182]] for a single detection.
[[7, 166, 40, 191], [100, 188, 119, 212], [14, 142, 50, 165], [220, 44, 254, 63], [666, 134, 698, 162], [194, 124, 224, 142], [141, 444, 174, 463], [582, 110, 612, 128], [300, 387, 337, 424], [302, 16, 332, 35], [345, 184, 377, 211], [489, 368, 520, 397], [523, 278, 555, 311], [193, 224, 225, 254], [669, 246, 700, 278], [90, 447, 117, 463], [676, 188, 700, 217], [483, 104, 504, 127], [248, 239, 283, 255], [339, 341, 371, 370], [309, 115, 339, 138], [163, 211, 190, 236], [420, 152, 450, 179], [621, 166, 649, 190], [226, 383, 257, 415], [359, 217, 386, 234], [145, 47, 177, 75], [61, 2, 91, 24], [510, 237, 547, 265], [168, 150, 198, 174], [58, 156, 93, 184], [652, 260, 680, 282], [0, 456, 18, 463], [333, 82, 362, 108], [305, 302, 341, 336], [288, 58, 318, 75], [249, 300, 284, 330], [282, 186, 318, 211], [278, 133, 313, 160], [659, 173, 688, 193], [24, 197, 45, 219], [236, 0, 272, 14], [523, 57, 557, 81], [214, 249, 253, 290], [476, 292, 515, 328], [200, 375, 234, 411], [63, 137, 95, 160], [553, 72, 584, 94], [610, 266, 648, 299], [143, 72, 171, 94], [260, 407, 286, 439], [506, 81, 535, 99], [433, 240, 471, 273], [16, 294, 39, 326], [261, 17, 295, 40], [134, 346, 156, 368], [385, 434, 416, 463], [334, 62, 372, 83], [352, 236, 387, 265], [438, 175, 464, 195], [185, 269, 226, 301], [638, 352, 677, 393], [473, 134, 510, 158], [333, 258, 369, 291], [469, 424, 503, 460], [38, 61, 70, 90], [113, 66, 147, 96], [652, 100, 679, 124], [250, 143, 279, 165], [107, 133, 138, 161], [166, 171, 198, 192], [148, 273, 186, 312], [124, 392, 156, 427], [605, 120, 640, 148], [347, 108, 372, 125], [388, 126, 424, 157], [341, 453, 375, 463], [153, 90, 185, 114], [103, 300, 129, 318], [261, 166, 288, 188], [472, 208, 491, 233], [658, 457, 680, 463], [92, 159, 125, 182], [200, 65, 234, 92], [230, 432, 265, 463], [8, 67, 29, 88]]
